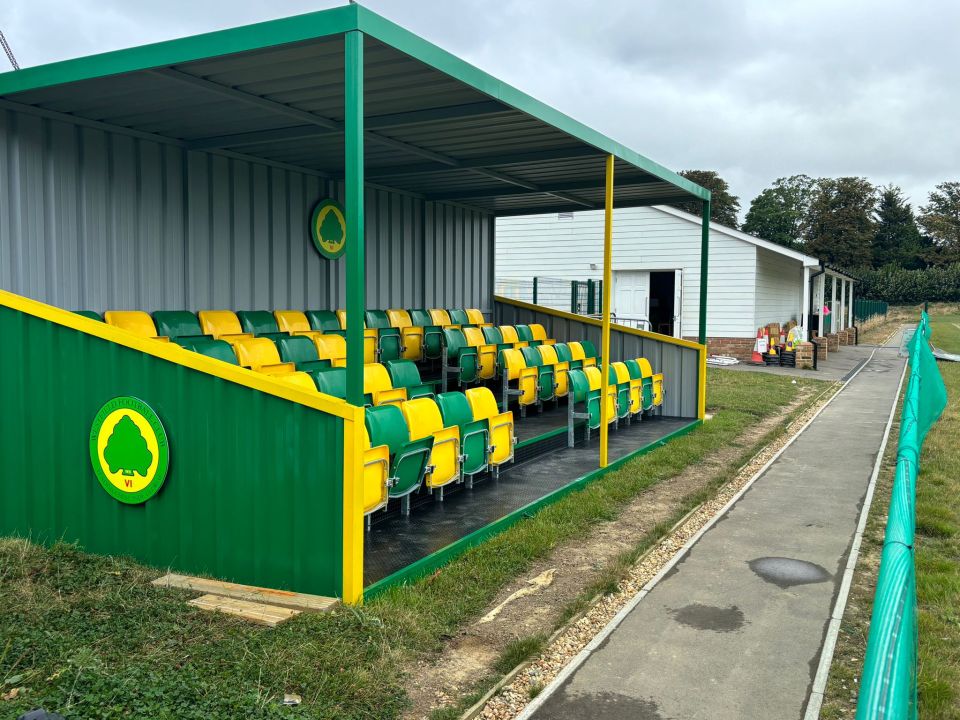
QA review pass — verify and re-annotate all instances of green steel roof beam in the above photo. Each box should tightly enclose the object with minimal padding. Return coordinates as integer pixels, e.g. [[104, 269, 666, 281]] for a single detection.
[[427, 175, 662, 202], [365, 147, 605, 178]]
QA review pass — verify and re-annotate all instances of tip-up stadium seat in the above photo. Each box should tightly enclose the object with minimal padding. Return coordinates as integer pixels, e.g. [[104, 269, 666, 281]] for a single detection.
[[448, 308, 470, 326], [498, 326, 529, 350], [104, 311, 171, 342], [275, 335, 332, 372], [400, 397, 461, 493], [529, 323, 555, 346], [273, 310, 321, 339], [625, 359, 651, 411], [386, 309, 424, 362], [361, 427, 391, 519], [365, 404, 434, 515], [365, 310, 403, 363], [410, 309, 443, 360], [305, 310, 345, 337], [580, 340, 599, 363], [198, 311, 254, 344], [385, 359, 438, 400], [609, 363, 632, 420], [314, 334, 348, 367], [153, 311, 207, 341], [497, 348, 538, 415], [465, 308, 490, 326], [276, 371, 322, 393], [435, 391, 489, 483], [334, 309, 378, 363], [515, 324, 536, 345], [429, 308, 455, 327], [310, 367, 347, 400], [538, 344, 570, 398], [566, 341, 598, 370], [178, 338, 238, 364], [441, 328, 480, 390], [237, 311, 288, 341], [520, 346, 556, 403], [462, 327, 497, 380], [363, 363, 408, 407], [636, 358, 664, 409], [615, 360, 643, 415], [465, 386, 515, 475], [73, 310, 103, 321], [232, 337, 296, 375], [566, 366, 617, 447]]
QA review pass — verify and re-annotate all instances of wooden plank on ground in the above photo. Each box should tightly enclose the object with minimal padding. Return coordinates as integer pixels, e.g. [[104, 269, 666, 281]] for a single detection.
[[188, 594, 301, 627], [152, 573, 338, 613]]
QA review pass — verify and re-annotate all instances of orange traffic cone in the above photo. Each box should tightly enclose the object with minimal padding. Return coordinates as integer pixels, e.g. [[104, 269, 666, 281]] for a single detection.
[[751, 328, 764, 363]]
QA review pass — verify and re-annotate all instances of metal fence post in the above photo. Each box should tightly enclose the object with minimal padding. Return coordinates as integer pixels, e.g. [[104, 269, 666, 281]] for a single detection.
[[533, 276, 539, 305]]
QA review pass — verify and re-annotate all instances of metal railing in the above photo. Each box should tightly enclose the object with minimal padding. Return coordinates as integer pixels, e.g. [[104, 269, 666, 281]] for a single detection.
[[855, 311, 947, 720]]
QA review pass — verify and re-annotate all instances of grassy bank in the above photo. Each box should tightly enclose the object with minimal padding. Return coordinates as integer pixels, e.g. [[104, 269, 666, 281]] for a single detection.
[[0, 369, 826, 719]]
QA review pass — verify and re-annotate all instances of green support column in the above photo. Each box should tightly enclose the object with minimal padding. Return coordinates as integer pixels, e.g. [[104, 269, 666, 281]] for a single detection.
[[698, 199, 711, 345], [345, 30, 365, 406]]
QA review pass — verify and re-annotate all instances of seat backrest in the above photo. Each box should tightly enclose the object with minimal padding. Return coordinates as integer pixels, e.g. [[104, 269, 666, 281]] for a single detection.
[[554, 343, 573, 363], [568, 368, 590, 401], [499, 347, 527, 373], [636, 357, 654, 378], [448, 309, 469, 325], [612, 361, 630, 384], [238, 310, 281, 335], [529, 324, 549, 342], [234, 337, 283, 368], [276, 335, 321, 364], [274, 310, 311, 334], [312, 367, 347, 398], [465, 308, 485, 325], [314, 334, 347, 362], [435, 391, 474, 428], [520, 346, 543, 368], [73, 310, 103, 321], [443, 328, 468, 355], [584, 366, 603, 391], [409, 309, 433, 327], [538, 344, 560, 365], [465, 386, 500, 422], [385, 359, 422, 388], [336, 309, 348, 329], [153, 311, 203, 338], [567, 341, 586, 361], [400, 397, 444, 441], [278, 372, 318, 392], [365, 404, 411, 455], [500, 326, 521, 344], [515, 325, 534, 343], [179, 338, 238, 364], [364, 363, 394, 395], [104, 311, 159, 338], [430, 308, 452, 326], [305, 310, 341, 333], [386, 309, 412, 329], [462, 326, 487, 347], [580, 339, 599, 359], [365, 310, 391, 329], [198, 310, 243, 337], [624, 359, 643, 380], [482, 325, 503, 344]]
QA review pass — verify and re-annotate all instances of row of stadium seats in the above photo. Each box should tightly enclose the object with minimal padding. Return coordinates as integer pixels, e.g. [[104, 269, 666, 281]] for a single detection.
[[566, 362, 663, 447]]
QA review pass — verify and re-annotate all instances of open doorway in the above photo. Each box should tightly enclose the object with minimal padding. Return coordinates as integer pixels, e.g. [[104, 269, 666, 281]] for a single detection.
[[649, 271, 677, 336]]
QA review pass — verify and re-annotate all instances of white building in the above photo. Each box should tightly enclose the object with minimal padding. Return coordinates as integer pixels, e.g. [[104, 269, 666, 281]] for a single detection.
[[496, 205, 854, 359]]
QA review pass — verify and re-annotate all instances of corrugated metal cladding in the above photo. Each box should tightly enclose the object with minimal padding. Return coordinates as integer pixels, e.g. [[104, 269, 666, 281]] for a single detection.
[[0, 107, 493, 314], [495, 300, 700, 419]]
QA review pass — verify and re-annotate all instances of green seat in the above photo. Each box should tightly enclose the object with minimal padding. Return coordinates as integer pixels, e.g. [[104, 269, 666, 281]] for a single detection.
[[520, 346, 555, 402], [442, 328, 479, 388], [448, 308, 470, 326], [435, 391, 489, 479], [365, 310, 403, 363], [609, 365, 631, 419], [73, 310, 102, 321], [305, 310, 345, 337], [410, 309, 443, 360], [237, 310, 288, 341], [580, 340, 599, 362], [177, 338, 238, 364], [625, 359, 654, 410], [153, 311, 207, 340], [385, 359, 438, 400], [569, 369, 600, 429], [309, 367, 347, 399], [276, 336, 332, 372], [515, 324, 537, 345], [483, 325, 518, 360], [554, 343, 572, 363], [365, 405, 434, 511]]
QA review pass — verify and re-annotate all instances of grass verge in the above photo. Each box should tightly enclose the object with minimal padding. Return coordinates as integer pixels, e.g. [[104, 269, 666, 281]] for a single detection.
[[1, 369, 826, 719]]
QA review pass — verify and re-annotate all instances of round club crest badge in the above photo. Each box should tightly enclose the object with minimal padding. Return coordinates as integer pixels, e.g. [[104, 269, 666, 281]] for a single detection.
[[89, 397, 169, 504], [310, 198, 347, 259]]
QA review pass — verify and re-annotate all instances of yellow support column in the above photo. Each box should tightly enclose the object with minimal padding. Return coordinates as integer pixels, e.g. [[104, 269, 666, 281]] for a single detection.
[[599, 154, 614, 468]]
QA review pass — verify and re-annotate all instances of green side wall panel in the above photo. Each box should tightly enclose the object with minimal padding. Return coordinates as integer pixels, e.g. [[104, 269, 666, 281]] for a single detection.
[[0, 308, 345, 597]]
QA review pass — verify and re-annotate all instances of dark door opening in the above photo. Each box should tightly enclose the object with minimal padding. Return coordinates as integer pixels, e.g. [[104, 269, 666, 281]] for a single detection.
[[649, 271, 676, 336]]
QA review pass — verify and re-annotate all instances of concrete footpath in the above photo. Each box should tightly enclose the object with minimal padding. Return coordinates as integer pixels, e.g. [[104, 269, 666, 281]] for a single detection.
[[523, 333, 907, 720]]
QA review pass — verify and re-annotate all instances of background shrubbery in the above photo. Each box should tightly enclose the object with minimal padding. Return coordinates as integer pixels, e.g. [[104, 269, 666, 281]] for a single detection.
[[858, 265, 960, 304]]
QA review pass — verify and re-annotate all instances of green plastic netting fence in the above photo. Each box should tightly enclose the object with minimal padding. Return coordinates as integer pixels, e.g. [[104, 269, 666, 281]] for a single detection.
[[855, 311, 947, 720]]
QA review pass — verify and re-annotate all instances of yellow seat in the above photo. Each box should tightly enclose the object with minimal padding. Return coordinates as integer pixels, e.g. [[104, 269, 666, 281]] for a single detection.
[[362, 427, 390, 517], [568, 341, 597, 368], [465, 386, 515, 469], [429, 308, 456, 327], [198, 310, 253, 344], [637, 358, 664, 407], [314, 334, 347, 367], [584, 366, 617, 423], [529, 323, 555, 345], [363, 363, 408, 407], [612, 361, 641, 414], [276, 371, 319, 392], [104, 311, 171, 342], [233, 337, 297, 375], [465, 308, 491, 326], [400, 397, 460, 490], [538, 344, 570, 397], [499, 325, 529, 349], [273, 310, 324, 341], [336, 309, 377, 363], [462, 326, 497, 380], [499, 348, 538, 411], [387, 309, 424, 361]]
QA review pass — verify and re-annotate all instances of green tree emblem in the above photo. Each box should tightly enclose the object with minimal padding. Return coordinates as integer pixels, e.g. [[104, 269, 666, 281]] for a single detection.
[[103, 415, 153, 477], [318, 209, 344, 247]]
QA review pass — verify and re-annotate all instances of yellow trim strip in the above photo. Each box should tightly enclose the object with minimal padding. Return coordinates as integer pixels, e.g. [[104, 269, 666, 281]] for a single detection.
[[341, 414, 365, 605], [0, 288, 362, 422]]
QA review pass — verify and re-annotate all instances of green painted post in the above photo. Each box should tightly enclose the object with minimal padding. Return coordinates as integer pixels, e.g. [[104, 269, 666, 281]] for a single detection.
[[587, 279, 595, 315], [698, 199, 711, 344], [570, 281, 578, 314], [345, 30, 365, 406], [532, 276, 538, 305]]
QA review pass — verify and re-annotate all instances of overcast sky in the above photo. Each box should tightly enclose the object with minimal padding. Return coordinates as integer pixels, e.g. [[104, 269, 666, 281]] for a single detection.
[[3, 0, 956, 217]]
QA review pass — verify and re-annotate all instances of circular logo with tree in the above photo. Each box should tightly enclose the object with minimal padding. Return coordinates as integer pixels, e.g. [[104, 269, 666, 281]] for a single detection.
[[310, 198, 347, 259], [89, 397, 169, 504]]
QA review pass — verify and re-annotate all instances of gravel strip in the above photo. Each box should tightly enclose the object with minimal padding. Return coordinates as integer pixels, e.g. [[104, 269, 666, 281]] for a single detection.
[[471, 388, 837, 720]]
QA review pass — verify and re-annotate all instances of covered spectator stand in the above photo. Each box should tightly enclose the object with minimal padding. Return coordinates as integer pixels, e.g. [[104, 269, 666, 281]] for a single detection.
[[0, 4, 711, 601]]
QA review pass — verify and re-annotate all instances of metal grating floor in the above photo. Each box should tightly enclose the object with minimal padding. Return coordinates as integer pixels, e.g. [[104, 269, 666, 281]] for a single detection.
[[363, 414, 696, 585]]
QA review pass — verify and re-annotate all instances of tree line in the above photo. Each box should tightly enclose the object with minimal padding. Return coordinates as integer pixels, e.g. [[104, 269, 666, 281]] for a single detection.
[[672, 172, 960, 292]]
